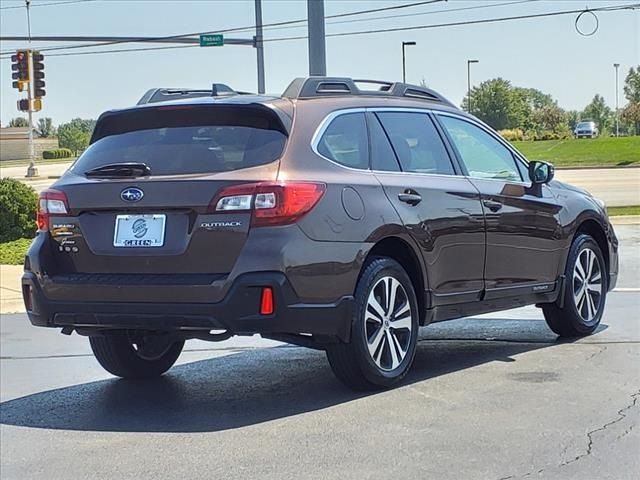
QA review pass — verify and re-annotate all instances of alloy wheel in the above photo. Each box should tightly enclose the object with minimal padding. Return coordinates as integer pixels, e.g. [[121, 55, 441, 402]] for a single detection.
[[364, 276, 413, 371], [572, 248, 603, 322]]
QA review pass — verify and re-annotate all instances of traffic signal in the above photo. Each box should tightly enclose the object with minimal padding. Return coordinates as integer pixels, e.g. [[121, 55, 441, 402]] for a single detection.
[[11, 50, 29, 87], [32, 52, 45, 98], [17, 99, 30, 112]]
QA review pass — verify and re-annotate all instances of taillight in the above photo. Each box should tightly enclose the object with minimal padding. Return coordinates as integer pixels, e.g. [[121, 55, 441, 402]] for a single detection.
[[37, 189, 70, 232], [210, 182, 326, 227]]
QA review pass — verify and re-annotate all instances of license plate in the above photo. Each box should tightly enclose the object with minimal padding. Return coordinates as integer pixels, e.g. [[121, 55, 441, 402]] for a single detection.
[[113, 214, 166, 247]]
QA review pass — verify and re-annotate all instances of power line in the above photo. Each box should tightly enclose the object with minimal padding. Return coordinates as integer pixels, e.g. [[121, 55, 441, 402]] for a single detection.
[[1, 2, 637, 59], [0, 0, 446, 54], [0, 0, 97, 10], [265, 3, 640, 43]]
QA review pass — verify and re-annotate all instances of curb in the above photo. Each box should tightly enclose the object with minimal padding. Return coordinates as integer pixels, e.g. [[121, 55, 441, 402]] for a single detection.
[[21, 175, 61, 181]]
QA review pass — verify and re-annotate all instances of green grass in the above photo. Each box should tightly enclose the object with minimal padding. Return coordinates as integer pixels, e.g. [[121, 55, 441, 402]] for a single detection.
[[512, 136, 640, 168], [0, 238, 32, 265], [608, 205, 640, 217]]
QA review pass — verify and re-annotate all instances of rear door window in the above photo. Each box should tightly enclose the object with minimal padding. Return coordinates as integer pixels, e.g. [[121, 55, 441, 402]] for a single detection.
[[316, 112, 369, 169], [73, 106, 287, 176], [376, 112, 455, 175]]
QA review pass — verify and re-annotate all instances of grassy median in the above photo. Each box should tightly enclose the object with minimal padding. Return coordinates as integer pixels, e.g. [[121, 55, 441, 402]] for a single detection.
[[512, 136, 640, 168]]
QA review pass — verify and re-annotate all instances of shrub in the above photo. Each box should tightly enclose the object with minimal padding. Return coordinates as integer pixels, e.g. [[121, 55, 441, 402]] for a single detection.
[[0, 178, 38, 243], [42, 148, 73, 159], [499, 128, 524, 142]]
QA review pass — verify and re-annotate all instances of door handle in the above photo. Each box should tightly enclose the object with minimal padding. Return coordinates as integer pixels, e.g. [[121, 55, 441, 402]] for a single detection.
[[483, 200, 503, 212], [398, 191, 422, 206]]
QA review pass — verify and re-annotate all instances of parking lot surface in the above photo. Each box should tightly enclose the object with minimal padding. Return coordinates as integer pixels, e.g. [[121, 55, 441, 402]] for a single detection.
[[1, 226, 638, 480]]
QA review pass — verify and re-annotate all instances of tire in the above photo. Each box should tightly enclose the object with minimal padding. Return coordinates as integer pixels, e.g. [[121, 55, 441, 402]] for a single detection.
[[89, 332, 184, 379], [542, 234, 607, 337], [326, 257, 419, 391]]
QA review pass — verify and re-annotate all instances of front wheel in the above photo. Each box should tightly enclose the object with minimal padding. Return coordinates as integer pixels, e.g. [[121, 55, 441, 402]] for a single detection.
[[326, 257, 419, 391], [542, 234, 607, 337], [90, 332, 184, 379]]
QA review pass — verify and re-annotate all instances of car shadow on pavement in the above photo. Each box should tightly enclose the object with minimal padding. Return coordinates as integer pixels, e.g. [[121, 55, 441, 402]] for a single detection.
[[0, 318, 606, 433]]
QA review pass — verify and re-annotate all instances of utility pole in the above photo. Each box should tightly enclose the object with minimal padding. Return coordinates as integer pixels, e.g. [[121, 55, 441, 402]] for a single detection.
[[467, 59, 479, 114], [614, 63, 620, 137], [402, 41, 416, 83], [255, 0, 265, 94], [307, 0, 326, 76], [25, 0, 37, 178]]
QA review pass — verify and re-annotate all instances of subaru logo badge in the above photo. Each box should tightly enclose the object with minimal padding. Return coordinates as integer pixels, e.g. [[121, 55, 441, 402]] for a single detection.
[[121, 187, 144, 202]]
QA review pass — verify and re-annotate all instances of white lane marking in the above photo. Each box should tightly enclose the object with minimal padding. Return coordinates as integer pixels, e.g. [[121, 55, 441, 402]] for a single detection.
[[613, 288, 640, 292]]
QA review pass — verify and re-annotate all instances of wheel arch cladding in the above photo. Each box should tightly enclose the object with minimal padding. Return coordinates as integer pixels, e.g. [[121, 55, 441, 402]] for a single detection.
[[575, 219, 609, 283], [364, 236, 426, 325]]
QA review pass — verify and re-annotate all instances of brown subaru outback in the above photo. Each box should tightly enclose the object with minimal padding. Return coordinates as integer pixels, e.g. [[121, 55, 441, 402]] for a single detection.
[[22, 77, 618, 390]]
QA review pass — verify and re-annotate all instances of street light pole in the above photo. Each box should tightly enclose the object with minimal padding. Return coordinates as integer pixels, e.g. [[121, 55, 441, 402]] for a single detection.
[[402, 41, 416, 83], [614, 63, 620, 137], [467, 59, 479, 114], [255, 0, 265, 94], [25, 0, 38, 178], [308, 0, 326, 76]]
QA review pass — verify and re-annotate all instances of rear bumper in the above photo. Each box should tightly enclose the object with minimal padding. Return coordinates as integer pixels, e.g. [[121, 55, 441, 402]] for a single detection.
[[22, 271, 353, 342]]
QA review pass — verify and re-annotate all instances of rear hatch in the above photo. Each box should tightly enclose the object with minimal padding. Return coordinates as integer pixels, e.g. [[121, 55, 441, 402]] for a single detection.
[[42, 103, 288, 276]]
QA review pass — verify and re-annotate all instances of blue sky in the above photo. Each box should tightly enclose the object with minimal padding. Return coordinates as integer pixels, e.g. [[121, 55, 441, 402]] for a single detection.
[[1, 0, 639, 126]]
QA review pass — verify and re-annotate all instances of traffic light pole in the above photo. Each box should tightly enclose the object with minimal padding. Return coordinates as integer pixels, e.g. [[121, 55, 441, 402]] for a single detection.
[[25, 50, 37, 178]]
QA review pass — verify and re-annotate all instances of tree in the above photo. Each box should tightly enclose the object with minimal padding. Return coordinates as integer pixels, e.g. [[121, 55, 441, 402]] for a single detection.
[[517, 87, 555, 110], [57, 118, 96, 155], [530, 104, 568, 135], [582, 94, 612, 134], [622, 66, 640, 135], [622, 102, 640, 135], [623, 66, 640, 103], [36, 117, 54, 138], [464, 78, 527, 130], [8, 117, 28, 128]]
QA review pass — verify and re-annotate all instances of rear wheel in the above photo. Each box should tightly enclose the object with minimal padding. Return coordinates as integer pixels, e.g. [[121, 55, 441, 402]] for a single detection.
[[542, 234, 607, 337], [89, 331, 184, 379], [326, 257, 419, 391]]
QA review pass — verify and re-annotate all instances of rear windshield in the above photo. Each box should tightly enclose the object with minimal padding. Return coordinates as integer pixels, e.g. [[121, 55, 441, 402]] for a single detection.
[[72, 106, 287, 176]]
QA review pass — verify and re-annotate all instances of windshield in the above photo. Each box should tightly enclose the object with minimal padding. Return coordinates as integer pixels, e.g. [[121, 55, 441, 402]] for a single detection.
[[576, 122, 593, 129]]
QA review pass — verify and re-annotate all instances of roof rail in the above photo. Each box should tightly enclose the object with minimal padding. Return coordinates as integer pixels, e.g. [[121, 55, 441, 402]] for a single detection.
[[282, 77, 456, 108]]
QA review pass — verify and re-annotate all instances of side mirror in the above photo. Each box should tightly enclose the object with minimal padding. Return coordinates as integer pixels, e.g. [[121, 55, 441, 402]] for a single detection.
[[529, 161, 554, 184]]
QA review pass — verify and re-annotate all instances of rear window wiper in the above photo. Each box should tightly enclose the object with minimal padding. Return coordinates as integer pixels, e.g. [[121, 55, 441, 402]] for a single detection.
[[85, 162, 151, 178]]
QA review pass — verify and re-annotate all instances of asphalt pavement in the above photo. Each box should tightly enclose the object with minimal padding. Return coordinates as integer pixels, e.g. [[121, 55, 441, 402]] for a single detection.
[[1, 226, 639, 480]]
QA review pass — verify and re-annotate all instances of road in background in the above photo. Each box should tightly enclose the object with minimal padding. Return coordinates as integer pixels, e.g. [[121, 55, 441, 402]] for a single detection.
[[1, 162, 638, 206], [1, 225, 638, 480], [555, 168, 640, 207]]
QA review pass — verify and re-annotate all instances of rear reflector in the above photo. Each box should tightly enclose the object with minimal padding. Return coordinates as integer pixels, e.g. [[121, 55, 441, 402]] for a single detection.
[[211, 182, 326, 227], [260, 287, 274, 315], [22, 284, 32, 311]]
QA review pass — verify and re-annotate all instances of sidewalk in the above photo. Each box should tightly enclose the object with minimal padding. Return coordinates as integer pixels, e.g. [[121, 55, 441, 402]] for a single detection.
[[0, 265, 24, 314], [0, 161, 72, 180]]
